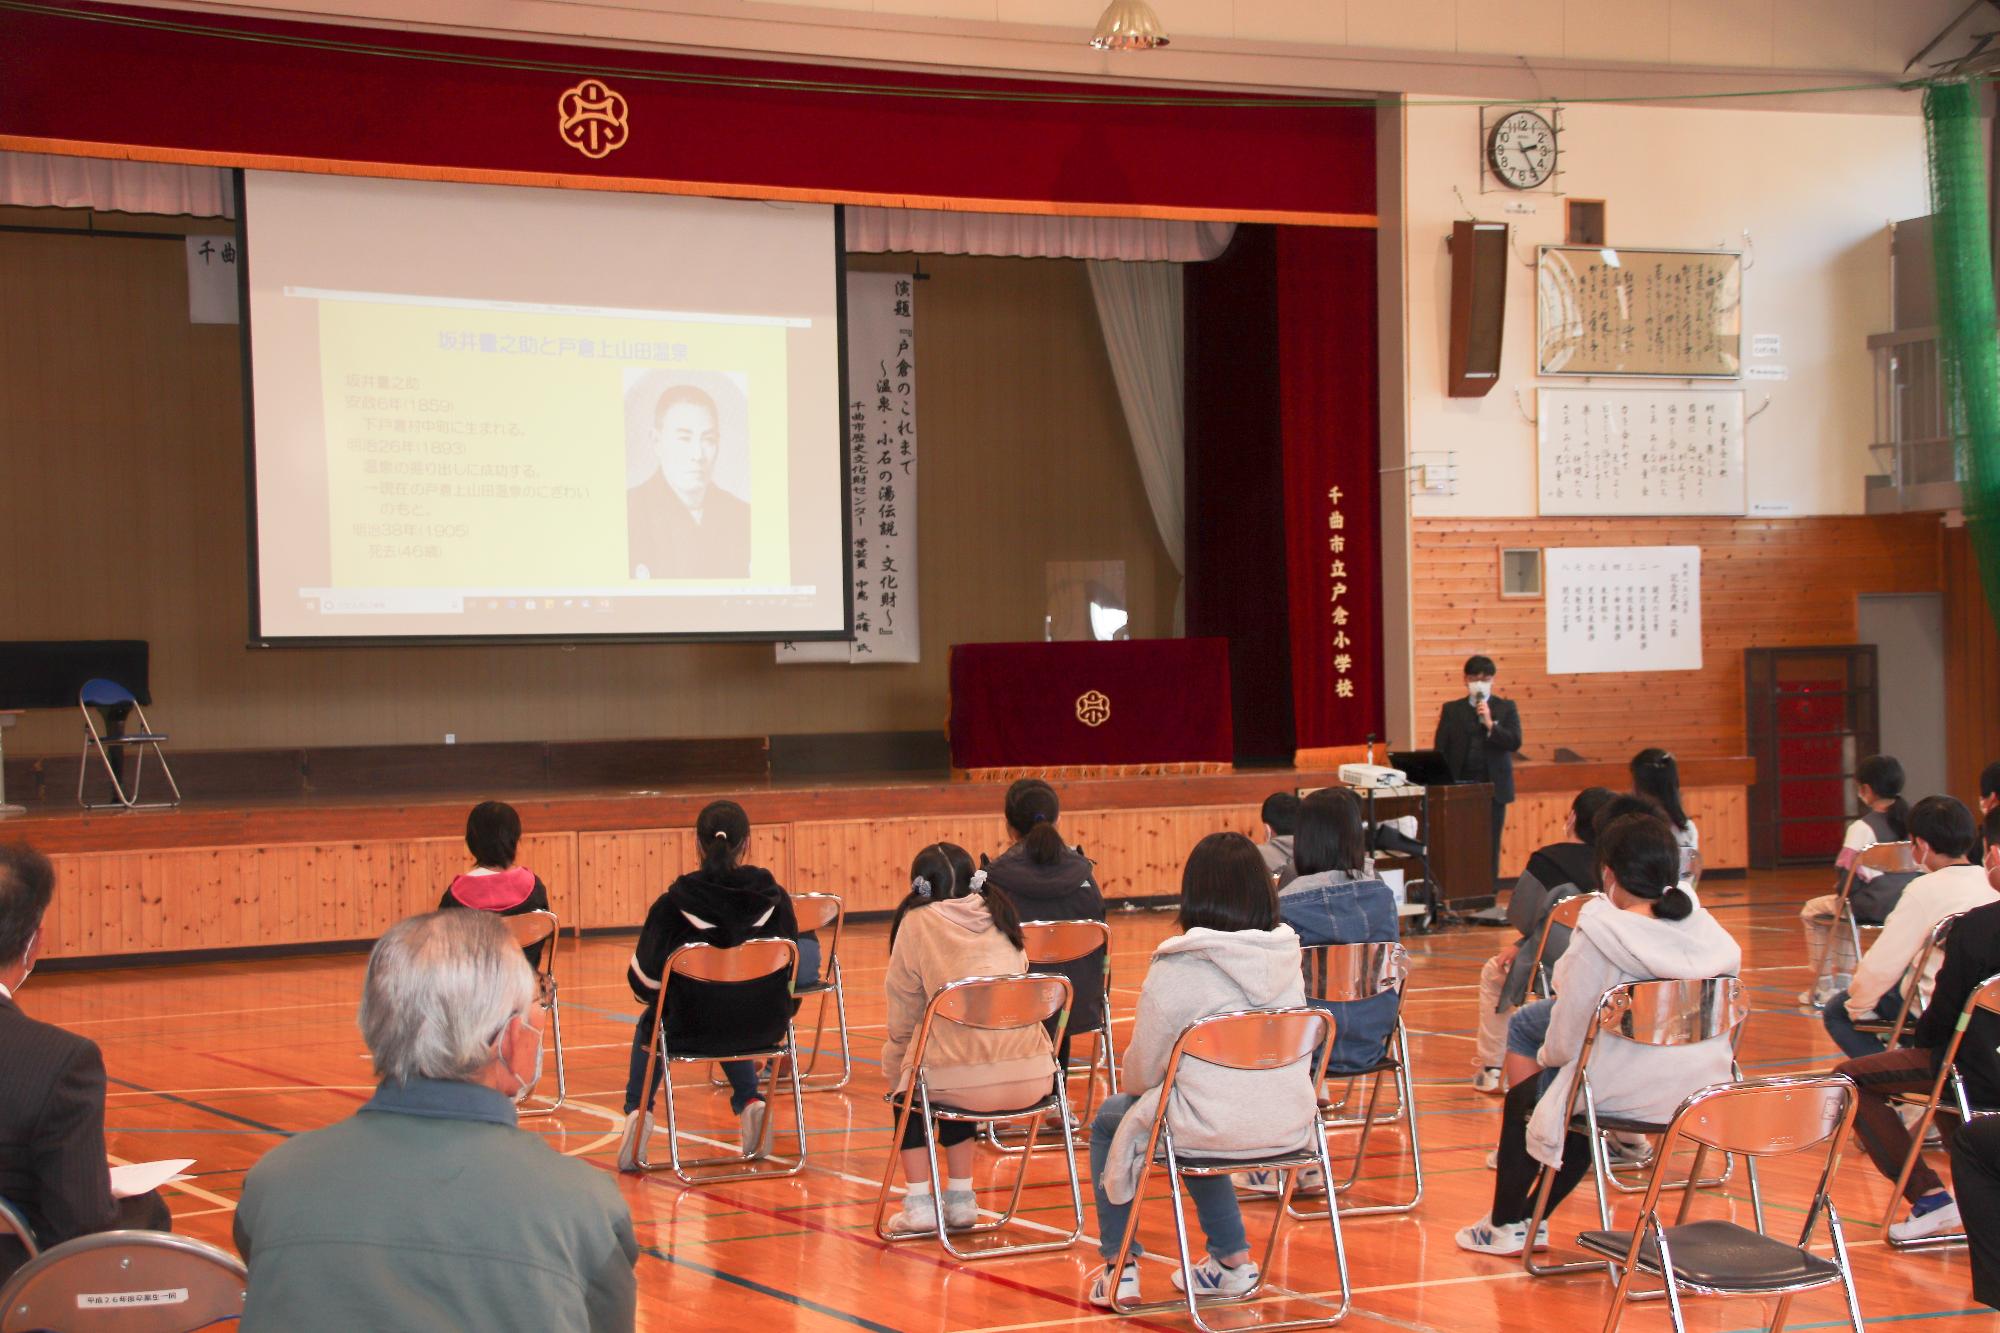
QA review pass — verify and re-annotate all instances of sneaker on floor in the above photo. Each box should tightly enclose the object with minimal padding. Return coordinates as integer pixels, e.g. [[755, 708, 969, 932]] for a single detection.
[[1171, 1255, 1260, 1297], [1237, 1165, 1325, 1196], [941, 1189, 979, 1230], [614, 1110, 654, 1173], [1088, 1262, 1142, 1309], [886, 1193, 940, 1235], [738, 1098, 768, 1157], [1454, 1216, 1550, 1256], [1484, 1148, 1499, 1170], [1472, 1067, 1503, 1094], [1888, 1198, 1962, 1242], [1605, 1132, 1654, 1166]]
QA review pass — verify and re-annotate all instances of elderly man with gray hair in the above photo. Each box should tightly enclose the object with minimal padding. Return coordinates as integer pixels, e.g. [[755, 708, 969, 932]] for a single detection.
[[235, 910, 637, 1331]]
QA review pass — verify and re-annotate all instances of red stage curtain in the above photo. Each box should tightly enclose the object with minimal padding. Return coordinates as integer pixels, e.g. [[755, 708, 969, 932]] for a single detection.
[[0, 2, 1376, 224], [1278, 226, 1383, 748]]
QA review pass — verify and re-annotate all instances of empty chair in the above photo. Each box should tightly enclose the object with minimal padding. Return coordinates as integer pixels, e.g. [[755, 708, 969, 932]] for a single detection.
[[0, 1231, 245, 1332], [1578, 1075, 1864, 1333], [75, 679, 180, 811], [504, 909, 566, 1116], [872, 974, 1081, 1260]]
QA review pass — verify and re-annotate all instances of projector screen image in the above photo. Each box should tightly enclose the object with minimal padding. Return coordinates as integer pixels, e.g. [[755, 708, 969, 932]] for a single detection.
[[240, 170, 848, 642]]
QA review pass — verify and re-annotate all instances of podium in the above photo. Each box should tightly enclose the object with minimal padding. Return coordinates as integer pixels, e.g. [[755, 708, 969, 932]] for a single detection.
[[947, 639, 1234, 779]]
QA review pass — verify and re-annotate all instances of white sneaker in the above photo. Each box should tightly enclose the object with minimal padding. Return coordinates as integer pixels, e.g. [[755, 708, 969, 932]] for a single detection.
[[1237, 1165, 1325, 1195], [1606, 1132, 1654, 1166], [738, 1099, 768, 1157], [1454, 1216, 1550, 1256], [942, 1189, 979, 1229], [1088, 1262, 1142, 1308], [1888, 1198, 1962, 1242], [1484, 1148, 1499, 1169], [614, 1110, 654, 1173], [886, 1194, 940, 1235], [1171, 1255, 1260, 1297], [1472, 1067, 1503, 1094]]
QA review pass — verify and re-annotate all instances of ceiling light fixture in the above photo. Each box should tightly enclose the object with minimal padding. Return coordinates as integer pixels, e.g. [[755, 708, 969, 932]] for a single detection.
[[1089, 0, 1170, 50]]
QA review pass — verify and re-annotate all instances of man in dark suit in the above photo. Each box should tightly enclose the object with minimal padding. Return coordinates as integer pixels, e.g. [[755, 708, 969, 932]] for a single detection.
[[0, 843, 170, 1279], [1432, 654, 1522, 887], [626, 383, 752, 579]]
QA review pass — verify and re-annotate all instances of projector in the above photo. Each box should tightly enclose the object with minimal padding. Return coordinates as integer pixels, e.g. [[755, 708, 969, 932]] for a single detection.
[[1338, 763, 1407, 789]]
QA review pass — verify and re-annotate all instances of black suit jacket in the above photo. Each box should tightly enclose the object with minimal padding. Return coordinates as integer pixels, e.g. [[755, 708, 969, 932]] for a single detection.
[[0, 994, 119, 1278], [626, 474, 751, 579], [1432, 695, 1523, 804], [1912, 900, 2000, 1109]]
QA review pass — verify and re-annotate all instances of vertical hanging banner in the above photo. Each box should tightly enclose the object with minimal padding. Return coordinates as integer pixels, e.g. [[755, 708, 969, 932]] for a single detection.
[[184, 233, 240, 324], [778, 270, 919, 664]]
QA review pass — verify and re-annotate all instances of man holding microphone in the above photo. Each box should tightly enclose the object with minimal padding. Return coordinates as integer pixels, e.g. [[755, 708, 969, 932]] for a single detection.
[[1433, 655, 1522, 888]]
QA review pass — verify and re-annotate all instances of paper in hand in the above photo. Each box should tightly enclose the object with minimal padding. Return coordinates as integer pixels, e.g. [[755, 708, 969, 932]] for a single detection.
[[109, 1159, 194, 1199]]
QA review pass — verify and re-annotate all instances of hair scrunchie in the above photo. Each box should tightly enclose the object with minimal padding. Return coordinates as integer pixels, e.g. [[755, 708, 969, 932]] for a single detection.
[[911, 875, 933, 899], [968, 868, 988, 891]]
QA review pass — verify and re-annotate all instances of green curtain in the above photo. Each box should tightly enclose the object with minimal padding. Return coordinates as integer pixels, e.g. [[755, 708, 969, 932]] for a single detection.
[[1924, 80, 2000, 626]]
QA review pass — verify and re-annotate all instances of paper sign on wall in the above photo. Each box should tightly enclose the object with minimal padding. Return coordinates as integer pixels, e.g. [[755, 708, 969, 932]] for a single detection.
[[1537, 388, 1745, 517], [1546, 545, 1702, 675], [184, 235, 239, 324]]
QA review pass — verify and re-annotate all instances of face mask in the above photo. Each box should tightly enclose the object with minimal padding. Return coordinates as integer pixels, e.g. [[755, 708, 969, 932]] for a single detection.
[[1467, 681, 1492, 702], [499, 1011, 545, 1103], [12, 929, 35, 990]]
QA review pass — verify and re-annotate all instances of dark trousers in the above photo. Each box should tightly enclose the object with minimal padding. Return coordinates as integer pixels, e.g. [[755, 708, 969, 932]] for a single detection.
[[622, 1017, 761, 1116], [1491, 798, 1510, 887], [1950, 1115, 2000, 1309], [1490, 1077, 1594, 1226], [1833, 1045, 1946, 1202], [0, 1191, 169, 1285]]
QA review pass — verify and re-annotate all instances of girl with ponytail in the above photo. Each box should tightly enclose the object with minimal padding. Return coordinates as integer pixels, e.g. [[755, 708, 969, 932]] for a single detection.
[[984, 779, 1106, 1081], [1798, 754, 1916, 1008], [1456, 813, 1741, 1258], [880, 843, 1054, 1236]]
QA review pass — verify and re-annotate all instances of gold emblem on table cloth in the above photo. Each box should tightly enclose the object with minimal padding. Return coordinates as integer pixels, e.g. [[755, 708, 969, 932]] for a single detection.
[[1075, 690, 1111, 728], [558, 79, 630, 159]]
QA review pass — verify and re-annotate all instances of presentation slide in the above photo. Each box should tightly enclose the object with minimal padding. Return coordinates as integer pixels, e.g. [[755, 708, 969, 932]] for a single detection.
[[241, 170, 848, 642]]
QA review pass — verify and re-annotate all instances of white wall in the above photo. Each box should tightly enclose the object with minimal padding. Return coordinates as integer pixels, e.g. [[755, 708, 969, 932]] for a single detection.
[[1403, 99, 1930, 518]]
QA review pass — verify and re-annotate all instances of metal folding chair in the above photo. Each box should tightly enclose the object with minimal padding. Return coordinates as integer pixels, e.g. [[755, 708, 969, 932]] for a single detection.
[[1525, 976, 1757, 1279], [1810, 841, 1920, 994], [791, 893, 852, 1090], [872, 973, 1081, 1260], [1284, 941, 1421, 1218], [629, 937, 807, 1185], [1106, 1007, 1351, 1332], [1853, 911, 1961, 1048], [1530, 892, 1597, 997], [76, 679, 180, 811], [0, 1195, 35, 1264], [984, 920, 1115, 1152], [503, 909, 566, 1117], [1879, 970, 2000, 1248], [0, 1231, 245, 1332], [1577, 1075, 1863, 1333]]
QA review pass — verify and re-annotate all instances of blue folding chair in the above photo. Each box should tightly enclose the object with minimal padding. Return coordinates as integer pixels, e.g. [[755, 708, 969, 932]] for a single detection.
[[77, 679, 180, 810]]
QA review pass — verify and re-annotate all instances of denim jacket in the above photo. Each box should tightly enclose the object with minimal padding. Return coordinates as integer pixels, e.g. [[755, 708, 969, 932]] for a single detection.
[[1277, 869, 1401, 1072]]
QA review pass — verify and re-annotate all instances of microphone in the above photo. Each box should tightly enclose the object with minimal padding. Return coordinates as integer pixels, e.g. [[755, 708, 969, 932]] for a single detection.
[[1369, 821, 1427, 858]]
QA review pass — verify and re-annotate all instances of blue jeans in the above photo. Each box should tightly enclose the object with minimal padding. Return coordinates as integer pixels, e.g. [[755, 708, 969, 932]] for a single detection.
[[1823, 988, 1903, 1060], [622, 1020, 762, 1115], [1089, 1093, 1249, 1264], [1508, 998, 1554, 1060]]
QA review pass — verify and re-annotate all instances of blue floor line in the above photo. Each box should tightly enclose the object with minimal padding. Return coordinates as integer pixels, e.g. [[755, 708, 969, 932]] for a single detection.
[[106, 1076, 292, 1137], [1719, 1308, 1989, 1332], [638, 1243, 903, 1332]]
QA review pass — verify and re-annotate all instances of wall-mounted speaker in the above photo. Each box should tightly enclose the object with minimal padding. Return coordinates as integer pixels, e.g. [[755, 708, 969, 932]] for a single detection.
[[1447, 220, 1508, 398]]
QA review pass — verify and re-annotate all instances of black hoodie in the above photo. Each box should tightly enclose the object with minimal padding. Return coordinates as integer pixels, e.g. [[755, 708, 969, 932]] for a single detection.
[[627, 864, 799, 1057], [983, 842, 1106, 1035]]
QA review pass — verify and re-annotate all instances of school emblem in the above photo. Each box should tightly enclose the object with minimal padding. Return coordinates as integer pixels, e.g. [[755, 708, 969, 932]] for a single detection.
[[558, 79, 630, 159], [1075, 690, 1111, 728]]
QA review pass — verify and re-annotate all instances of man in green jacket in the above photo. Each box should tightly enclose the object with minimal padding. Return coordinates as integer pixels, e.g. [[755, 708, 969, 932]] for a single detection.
[[235, 910, 638, 1331]]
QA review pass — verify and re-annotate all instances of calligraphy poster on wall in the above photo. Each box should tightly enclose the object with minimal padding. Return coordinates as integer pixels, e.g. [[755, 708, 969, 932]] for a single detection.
[[1537, 388, 1745, 516], [1546, 546, 1702, 674], [1537, 246, 1742, 378], [777, 270, 918, 665]]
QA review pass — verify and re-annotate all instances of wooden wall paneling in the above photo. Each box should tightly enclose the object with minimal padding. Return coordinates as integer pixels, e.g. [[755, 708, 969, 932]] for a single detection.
[[788, 816, 1005, 914], [1412, 515, 1943, 764], [1942, 524, 2000, 803], [1497, 784, 1749, 877]]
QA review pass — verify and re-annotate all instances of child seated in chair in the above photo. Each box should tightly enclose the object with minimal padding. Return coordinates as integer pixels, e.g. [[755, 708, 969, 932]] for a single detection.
[[880, 843, 1053, 1235], [438, 800, 551, 968], [616, 800, 797, 1170], [1798, 754, 1913, 1009], [1456, 812, 1741, 1257], [1087, 832, 1316, 1308]]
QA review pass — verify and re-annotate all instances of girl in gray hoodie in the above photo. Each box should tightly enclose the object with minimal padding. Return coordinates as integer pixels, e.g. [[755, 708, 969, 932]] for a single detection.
[[1086, 832, 1318, 1308], [1457, 812, 1742, 1257]]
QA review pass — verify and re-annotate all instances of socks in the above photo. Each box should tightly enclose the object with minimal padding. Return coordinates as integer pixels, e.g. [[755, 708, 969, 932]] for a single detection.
[[905, 1181, 934, 1201], [1912, 1190, 1954, 1218], [946, 1176, 973, 1195]]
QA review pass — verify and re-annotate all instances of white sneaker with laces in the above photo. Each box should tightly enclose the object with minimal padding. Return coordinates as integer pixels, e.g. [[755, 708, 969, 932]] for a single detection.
[[1237, 1165, 1325, 1195], [942, 1189, 979, 1230], [886, 1194, 940, 1235], [1088, 1262, 1142, 1308], [1472, 1067, 1503, 1094], [1888, 1199, 1962, 1242], [738, 1099, 768, 1157], [615, 1110, 654, 1173], [1454, 1216, 1550, 1256], [1171, 1256, 1260, 1297]]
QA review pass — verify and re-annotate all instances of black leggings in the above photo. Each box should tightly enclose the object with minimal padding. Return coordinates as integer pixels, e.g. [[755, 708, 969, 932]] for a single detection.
[[1491, 1077, 1596, 1226], [894, 1099, 978, 1150]]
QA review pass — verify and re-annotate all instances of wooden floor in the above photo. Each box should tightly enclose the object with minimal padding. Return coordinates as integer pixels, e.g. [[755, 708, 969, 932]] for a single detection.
[[28, 869, 1999, 1331]]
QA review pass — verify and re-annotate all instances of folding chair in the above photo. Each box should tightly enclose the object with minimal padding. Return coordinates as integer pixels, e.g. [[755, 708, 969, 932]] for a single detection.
[[791, 893, 852, 1090], [0, 1195, 35, 1263], [1529, 892, 1597, 997], [985, 920, 1116, 1151], [1810, 841, 1921, 996], [1525, 976, 1758, 1279], [1879, 970, 2000, 1249], [76, 679, 180, 811], [872, 973, 1082, 1260], [629, 937, 807, 1185], [1578, 1075, 1863, 1333], [504, 909, 566, 1117], [1853, 910, 1961, 1049], [0, 1231, 245, 1332], [1106, 1007, 1351, 1332], [1285, 941, 1422, 1218]]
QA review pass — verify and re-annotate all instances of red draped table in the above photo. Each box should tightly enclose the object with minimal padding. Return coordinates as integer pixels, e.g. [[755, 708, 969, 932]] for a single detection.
[[947, 639, 1234, 780]]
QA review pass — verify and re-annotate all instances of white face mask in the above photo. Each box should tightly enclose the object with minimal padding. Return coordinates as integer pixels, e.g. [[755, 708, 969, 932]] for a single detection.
[[498, 1011, 545, 1103], [1467, 680, 1493, 702], [12, 929, 35, 990]]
